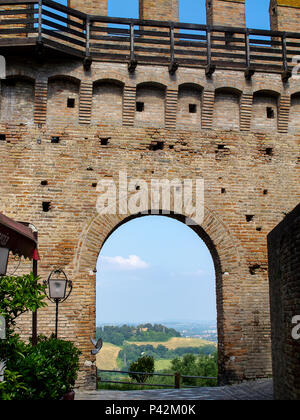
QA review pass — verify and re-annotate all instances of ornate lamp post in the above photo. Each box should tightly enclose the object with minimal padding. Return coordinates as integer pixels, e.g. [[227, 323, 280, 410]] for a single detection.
[[44, 269, 72, 338]]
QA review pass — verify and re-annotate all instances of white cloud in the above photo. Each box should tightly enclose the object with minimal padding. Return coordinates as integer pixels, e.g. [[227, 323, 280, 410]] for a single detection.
[[100, 255, 149, 271]]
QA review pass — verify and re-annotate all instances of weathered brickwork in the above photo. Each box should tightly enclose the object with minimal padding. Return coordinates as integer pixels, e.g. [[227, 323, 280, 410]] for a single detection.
[[0, 58, 299, 389], [268, 204, 300, 400], [91, 80, 123, 126], [69, 0, 107, 16], [139, 0, 179, 22], [0, 0, 299, 391], [270, 0, 300, 32], [206, 0, 246, 28]]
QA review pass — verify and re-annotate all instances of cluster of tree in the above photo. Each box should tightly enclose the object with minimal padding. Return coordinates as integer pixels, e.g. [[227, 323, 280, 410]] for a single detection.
[[118, 343, 217, 369], [96, 324, 180, 346], [129, 356, 155, 384], [171, 353, 218, 387]]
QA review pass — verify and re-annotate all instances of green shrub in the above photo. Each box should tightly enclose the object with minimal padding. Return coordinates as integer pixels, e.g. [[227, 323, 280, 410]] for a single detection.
[[129, 355, 155, 384], [1, 336, 81, 400], [171, 352, 218, 387], [0, 273, 47, 336], [0, 370, 28, 401]]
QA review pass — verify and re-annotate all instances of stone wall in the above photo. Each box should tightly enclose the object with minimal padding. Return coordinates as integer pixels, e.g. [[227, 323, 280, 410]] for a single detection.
[[268, 204, 300, 400], [0, 56, 299, 389]]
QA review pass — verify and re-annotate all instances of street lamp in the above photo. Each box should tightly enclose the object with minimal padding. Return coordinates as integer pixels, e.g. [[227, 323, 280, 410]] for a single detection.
[[0, 248, 9, 276], [44, 269, 72, 338]]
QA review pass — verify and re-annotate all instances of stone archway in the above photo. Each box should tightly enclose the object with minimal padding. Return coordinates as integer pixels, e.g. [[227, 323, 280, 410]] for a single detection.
[[71, 205, 245, 389]]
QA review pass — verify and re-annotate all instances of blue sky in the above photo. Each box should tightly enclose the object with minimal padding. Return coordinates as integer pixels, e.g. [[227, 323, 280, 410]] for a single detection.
[[96, 216, 215, 325], [71, 0, 270, 326]]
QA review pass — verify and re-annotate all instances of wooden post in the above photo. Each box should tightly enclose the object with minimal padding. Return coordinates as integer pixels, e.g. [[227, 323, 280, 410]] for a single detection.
[[281, 32, 291, 82], [38, 0, 42, 43], [245, 30, 250, 69], [282, 32, 288, 72], [128, 23, 137, 73], [86, 16, 91, 58], [175, 372, 181, 389]]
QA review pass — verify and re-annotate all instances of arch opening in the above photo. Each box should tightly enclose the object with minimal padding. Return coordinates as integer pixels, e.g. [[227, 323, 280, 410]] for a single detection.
[[95, 213, 222, 388]]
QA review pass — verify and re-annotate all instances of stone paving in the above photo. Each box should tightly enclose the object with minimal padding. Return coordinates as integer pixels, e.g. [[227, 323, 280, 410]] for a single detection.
[[76, 379, 273, 400]]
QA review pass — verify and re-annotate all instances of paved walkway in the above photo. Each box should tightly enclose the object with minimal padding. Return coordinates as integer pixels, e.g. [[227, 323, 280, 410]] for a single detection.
[[76, 379, 273, 400]]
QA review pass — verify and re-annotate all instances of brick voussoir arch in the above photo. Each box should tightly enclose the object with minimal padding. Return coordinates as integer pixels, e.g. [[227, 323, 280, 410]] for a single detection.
[[71, 204, 244, 387], [73, 205, 243, 278]]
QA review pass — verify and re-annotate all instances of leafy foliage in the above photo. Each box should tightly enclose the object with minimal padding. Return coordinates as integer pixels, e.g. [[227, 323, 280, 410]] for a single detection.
[[171, 353, 218, 387], [0, 274, 81, 400], [0, 273, 47, 335], [129, 355, 155, 384], [0, 336, 81, 400], [0, 370, 28, 401]]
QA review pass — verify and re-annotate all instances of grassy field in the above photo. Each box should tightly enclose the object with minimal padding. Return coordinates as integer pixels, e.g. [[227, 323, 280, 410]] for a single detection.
[[96, 342, 122, 370], [155, 359, 172, 371], [127, 337, 216, 350]]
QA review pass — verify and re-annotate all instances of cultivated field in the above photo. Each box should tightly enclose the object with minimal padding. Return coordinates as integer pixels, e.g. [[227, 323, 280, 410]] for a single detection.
[[127, 337, 216, 349], [96, 343, 122, 370]]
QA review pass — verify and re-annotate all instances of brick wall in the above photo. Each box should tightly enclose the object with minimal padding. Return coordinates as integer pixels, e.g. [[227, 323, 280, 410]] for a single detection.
[[213, 88, 240, 131], [206, 0, 246, 27], [0, 78, 35, 125], [0, 58, 299, 390], [270, 0, 300, 32], [268, 204, 300, 400], [69, 0, 107, 15], [47, 77, 80, 127], [135, 83, 166, 128], [177, 84, 202, 130], [290, 93, 300, 133], [91, 81, 124, 126], [139, 0, 179, 22], [251, 92, 279, 133]]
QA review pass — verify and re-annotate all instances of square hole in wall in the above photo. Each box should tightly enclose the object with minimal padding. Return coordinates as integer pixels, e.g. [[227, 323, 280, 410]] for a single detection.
[[265, 148, 273, 156], [266, 107, 275, 119], [42, 202, 51, 212], [0, 134, 6, 141], [67, 98, 75, 108], [189, 104, 197, 114], [51, 136, 60, 144], [149, 141, 164, 151], [246, 215, 254, 223], [136, 102, 144, 112], [100, 137, 110, 146]]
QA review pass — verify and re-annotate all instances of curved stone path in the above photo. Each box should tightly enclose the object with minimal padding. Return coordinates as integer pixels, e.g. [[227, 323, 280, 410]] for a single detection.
[[76, 379, 273, 400]]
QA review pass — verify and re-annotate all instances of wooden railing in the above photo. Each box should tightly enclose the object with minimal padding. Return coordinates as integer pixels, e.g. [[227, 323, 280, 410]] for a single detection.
[[0, 0, 300, 78], [98, 369, 217, 389]]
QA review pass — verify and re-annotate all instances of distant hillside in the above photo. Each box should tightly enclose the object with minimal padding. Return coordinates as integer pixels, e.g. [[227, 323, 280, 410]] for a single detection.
[[96, 323, 181, 346], [96, 336, 217, 371]]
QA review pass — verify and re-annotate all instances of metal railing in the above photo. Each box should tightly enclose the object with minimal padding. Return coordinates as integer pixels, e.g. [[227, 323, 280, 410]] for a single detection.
[[98, 369, 217, 389], [0, 0, 300, 77]]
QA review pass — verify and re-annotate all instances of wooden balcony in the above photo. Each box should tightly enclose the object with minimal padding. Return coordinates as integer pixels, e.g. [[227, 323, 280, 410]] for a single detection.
[[0, 0, 299, 79]]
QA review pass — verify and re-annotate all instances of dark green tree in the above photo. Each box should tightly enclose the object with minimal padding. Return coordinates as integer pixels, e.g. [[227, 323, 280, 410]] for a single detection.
[[129, 355, 155, 384]]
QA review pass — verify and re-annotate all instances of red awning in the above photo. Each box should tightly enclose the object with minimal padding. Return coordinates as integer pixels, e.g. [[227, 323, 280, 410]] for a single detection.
[[0, 212, 38, 260]]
